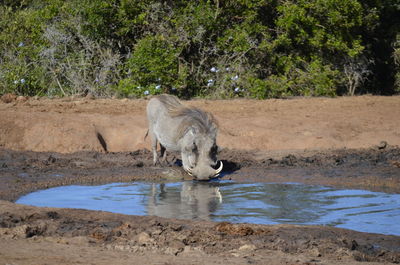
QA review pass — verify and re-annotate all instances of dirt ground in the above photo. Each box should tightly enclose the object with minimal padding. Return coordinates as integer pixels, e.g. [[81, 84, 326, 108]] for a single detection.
[[0, 95, 400, 264]]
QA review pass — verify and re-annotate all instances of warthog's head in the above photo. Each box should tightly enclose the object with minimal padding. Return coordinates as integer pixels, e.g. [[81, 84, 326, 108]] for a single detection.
[[180, 126, 223, 180]]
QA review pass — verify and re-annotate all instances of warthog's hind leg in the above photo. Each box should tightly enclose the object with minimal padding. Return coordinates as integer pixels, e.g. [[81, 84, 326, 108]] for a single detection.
[[148, 128, 159, 166]]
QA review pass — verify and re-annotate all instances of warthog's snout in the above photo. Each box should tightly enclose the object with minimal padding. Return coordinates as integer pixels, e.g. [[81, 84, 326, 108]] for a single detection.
[[184, 161, 223, 180]]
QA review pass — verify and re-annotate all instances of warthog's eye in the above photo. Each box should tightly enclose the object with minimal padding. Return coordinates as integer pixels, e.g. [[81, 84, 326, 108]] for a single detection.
[[210, 145, 218, 154], [210, 145, 218, 161]]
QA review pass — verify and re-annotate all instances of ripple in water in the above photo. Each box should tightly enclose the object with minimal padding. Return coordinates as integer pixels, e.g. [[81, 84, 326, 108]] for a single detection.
[[16, 181, 400, 236]]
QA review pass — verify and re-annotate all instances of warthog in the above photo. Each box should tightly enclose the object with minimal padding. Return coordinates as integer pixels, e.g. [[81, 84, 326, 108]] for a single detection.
[[146, 94, 223, 180]]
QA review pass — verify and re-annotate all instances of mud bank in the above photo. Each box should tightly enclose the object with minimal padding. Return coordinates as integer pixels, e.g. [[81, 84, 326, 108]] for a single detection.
[[1, 146, 400, 264], [1, 199, 400, 264], [1, 96, 400, 264], [1, 146, 400, 202]]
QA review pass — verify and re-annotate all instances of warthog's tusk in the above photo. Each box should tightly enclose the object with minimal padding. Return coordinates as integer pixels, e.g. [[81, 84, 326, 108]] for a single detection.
[[215, 160, 223, 175]]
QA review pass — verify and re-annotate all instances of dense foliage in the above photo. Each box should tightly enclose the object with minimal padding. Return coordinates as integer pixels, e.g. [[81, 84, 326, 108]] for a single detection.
[[0, 0, 399, 98]]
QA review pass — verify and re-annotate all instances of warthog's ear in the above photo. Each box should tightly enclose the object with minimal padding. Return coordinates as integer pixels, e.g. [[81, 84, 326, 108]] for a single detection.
[[188, 126, 197, 136]]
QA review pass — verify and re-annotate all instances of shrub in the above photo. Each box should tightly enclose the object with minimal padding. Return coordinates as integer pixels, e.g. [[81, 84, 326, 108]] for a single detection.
[[0, 0, 398, 98]]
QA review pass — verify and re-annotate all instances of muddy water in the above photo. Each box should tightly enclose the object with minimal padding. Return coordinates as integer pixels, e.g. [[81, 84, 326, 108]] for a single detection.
[[16, 181, 400, 236]]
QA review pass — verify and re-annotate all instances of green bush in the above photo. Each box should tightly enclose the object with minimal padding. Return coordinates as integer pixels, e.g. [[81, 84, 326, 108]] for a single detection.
[[0, 0, 398, 98], [394, 33, 400, 93], [117, 35, 184, 97], [0, 4, 50, 95]]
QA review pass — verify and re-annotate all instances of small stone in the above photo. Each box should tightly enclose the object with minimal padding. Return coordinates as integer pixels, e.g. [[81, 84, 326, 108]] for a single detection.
[[151, 229, 163, 236], [238, 244, 257, 252], [310, 248, 322, 257], [378, 141, 387, 150], [114, 244, 130, 251], [168, 239, 185, 250], [85, 93, 95, 100], [47, 155, 57, 163], [1, 93, 17, 103], [16, 95, 29, 102], [165, 240, 185, 256], [136, 232, 154, 246]]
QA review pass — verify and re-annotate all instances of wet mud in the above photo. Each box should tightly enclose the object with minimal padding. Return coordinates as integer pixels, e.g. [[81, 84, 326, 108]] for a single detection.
[[1, 146, 400, 263], [1, 96, 400, 264], [1, 199, 400, 263], [1, 146, 400, 202]]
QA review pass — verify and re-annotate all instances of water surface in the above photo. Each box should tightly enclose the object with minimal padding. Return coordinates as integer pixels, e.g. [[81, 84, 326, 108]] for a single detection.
[[16, 181, 400, 236]]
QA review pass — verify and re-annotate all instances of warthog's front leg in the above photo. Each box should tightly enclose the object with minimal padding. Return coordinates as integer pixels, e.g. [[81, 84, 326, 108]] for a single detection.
[[160, 144, 168, 165]]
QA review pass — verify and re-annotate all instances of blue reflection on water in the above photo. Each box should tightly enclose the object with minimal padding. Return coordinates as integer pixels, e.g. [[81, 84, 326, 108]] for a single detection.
[[16, 181, 400, 236]]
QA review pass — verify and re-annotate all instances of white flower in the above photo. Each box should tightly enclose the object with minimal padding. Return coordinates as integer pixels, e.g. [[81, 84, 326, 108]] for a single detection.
[[18, 42, 24, 47], [225, 67, 231, 72], [155, 85, 161, 90], [210, 67, 219, 73], [13, 80, 19, 85], [234, 87, 240, 92], [20, 79, 25, 84], [144, 90, 150, 95], [231, 75, 239, 81], [207, 79, 214, 87]]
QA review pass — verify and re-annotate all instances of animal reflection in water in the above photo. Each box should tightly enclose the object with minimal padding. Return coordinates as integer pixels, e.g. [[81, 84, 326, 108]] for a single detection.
[[147, 182, 222, 221]]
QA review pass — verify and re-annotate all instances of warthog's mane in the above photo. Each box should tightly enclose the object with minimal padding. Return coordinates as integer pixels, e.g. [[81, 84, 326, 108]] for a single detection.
[[157, 94, 218, 139]]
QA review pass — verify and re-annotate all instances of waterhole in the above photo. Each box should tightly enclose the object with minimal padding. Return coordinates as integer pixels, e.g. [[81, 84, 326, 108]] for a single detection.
[[16, 181, 400, 236]]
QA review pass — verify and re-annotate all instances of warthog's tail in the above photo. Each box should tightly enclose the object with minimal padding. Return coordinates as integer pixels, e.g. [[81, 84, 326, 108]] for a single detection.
[[144, 129, 149, 141]]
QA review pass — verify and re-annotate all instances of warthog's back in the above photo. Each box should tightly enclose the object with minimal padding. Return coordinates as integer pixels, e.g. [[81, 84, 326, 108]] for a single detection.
[[147, 95, 217, 149]]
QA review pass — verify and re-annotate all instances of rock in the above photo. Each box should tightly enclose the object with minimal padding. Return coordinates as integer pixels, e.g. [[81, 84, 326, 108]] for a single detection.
[[310, 248, 322, 257], [1, 93, 17, 103], [238, 244, 257, 252], [182, 245, 204, 255], [136, 232, 154, 246], [377, 141, 387, 150], [16, 95, 29, 102], [391, 160, 400, 168], [214, 222, 254, 236], [282, 154, 297, 166], [114, 244, 131, 251], [85, 93, 95, 100], [25, 224, 47, 238], [6, 225, 29, 238], [169, 239, 185, 249], [165, 239, 185, 255]]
